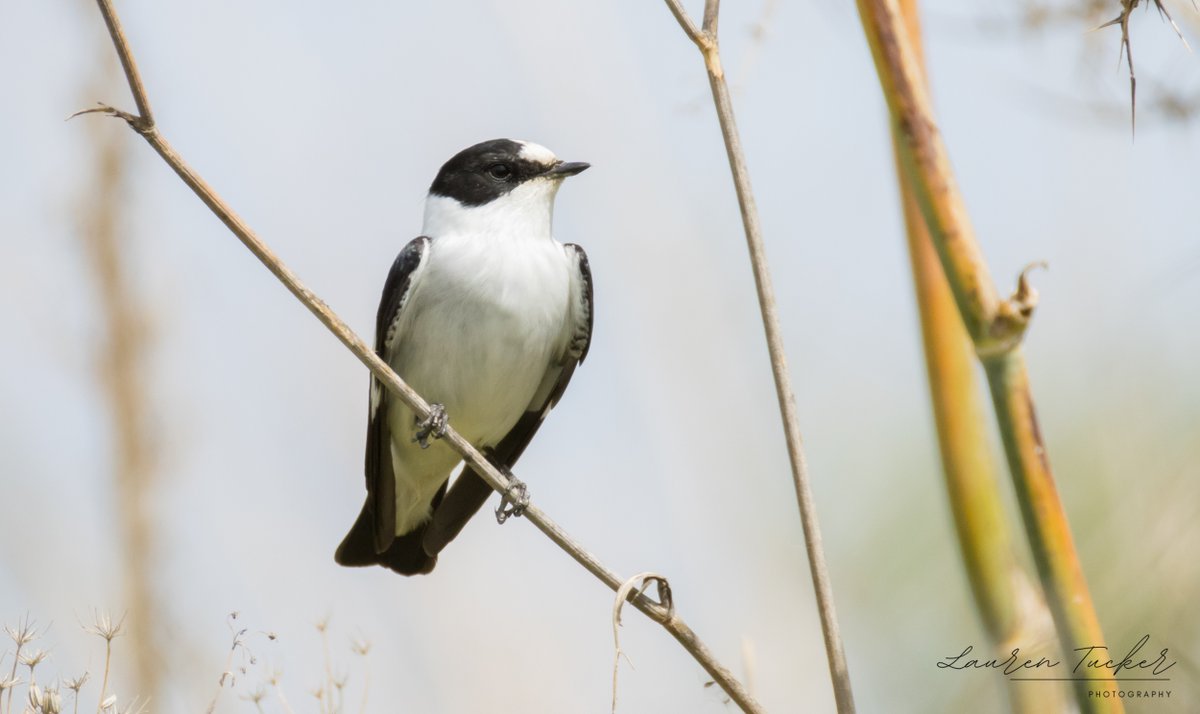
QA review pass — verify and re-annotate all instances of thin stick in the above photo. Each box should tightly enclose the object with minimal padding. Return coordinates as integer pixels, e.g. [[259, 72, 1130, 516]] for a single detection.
[[661, 2, 855, 712], [353, 644, 370, 714], [855, 1, 1118, 712], [267, 670, 298, 714], [93, 0, 152, 128], [3, 621, 29, 714], [81, 1, 761, 711], [95, 639, 112, 714], [318, 620, 333, 714]]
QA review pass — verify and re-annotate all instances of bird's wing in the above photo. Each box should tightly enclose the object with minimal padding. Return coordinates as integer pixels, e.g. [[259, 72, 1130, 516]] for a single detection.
[[358, 236, 432, 555], [422, 243, 593, 555]]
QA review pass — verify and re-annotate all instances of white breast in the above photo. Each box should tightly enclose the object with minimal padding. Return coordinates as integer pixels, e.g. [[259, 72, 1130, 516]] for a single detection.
[[390, 229, 572, 446]]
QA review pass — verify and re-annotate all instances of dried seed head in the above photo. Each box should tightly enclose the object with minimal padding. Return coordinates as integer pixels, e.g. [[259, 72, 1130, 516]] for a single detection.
[[84, 612, 125, 643], [5, 616, 40, 648], [350, 637, 371, 656], [241, 686, 267, 704], [29, 685, 62, 714], [64, 672, 90, 693], [20, 649, 49, 670]]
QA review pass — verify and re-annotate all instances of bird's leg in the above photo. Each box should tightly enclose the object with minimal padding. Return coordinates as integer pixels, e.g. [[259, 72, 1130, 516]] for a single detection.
[[412, 403, 448, 449], [495, 467, 530, 525]]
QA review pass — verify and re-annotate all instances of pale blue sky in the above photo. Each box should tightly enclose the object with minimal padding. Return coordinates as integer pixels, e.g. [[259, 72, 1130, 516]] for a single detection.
[[1, 1, 1197, 712]]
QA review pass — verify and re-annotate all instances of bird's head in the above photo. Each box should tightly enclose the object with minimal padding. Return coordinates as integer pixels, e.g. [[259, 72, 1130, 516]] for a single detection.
[[424, 139, 588, 238]]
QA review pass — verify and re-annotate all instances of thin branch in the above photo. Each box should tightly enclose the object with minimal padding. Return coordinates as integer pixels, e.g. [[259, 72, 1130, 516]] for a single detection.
[[93, 0, 152, 129], [856, 1, 1118, 712], [662, 3, 855, 713], [663, 0, 705, 46], [702, 0, 721, 33], [81, 1, 761, 711]]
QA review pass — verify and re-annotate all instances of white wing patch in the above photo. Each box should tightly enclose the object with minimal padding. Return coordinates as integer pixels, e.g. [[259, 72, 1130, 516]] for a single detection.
[[369, 379, 383, 418]]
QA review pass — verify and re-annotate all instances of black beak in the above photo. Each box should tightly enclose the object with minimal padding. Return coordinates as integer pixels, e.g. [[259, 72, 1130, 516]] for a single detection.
[[545, 161, 590, 178]]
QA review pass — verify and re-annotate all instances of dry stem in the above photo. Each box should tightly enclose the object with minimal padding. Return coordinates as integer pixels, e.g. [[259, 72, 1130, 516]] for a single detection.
[[856, 0, 1119, 711], [889, 4, 1070, 711], [95, 641, 112, 714], [661, 1, 855, 712], [80, 1, 761, 711]]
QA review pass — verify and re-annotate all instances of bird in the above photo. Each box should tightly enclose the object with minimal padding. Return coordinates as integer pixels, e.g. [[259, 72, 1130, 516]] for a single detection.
[[335, 138, 593, 575]]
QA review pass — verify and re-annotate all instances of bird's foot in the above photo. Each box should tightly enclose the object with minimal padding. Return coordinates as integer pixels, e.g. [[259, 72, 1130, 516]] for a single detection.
[[495, 472, 530, 525], [412, 403, 448, 449]]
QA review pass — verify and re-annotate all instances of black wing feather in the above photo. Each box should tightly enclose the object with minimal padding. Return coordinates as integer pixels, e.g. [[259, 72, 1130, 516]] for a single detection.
[[335, 237, 430, 566], [570, 244, 594, 363], [422, 244, 593, 556]]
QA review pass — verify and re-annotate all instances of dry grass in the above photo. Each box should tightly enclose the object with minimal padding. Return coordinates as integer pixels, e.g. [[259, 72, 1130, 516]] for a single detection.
[[0, 612, 146, 714], [2, 612, 371, 714]]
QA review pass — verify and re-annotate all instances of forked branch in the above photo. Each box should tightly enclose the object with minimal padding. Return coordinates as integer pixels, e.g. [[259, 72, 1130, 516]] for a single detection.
[[80, 1, 762, 711]]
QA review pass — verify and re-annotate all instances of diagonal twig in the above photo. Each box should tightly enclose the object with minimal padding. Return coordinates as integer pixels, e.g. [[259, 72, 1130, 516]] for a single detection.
[[661, 2, 856, 712], [78, 1, 763, 712]]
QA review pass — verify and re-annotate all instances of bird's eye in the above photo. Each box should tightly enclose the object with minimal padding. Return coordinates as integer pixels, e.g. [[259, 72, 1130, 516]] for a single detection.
[[487, 163, 512, 180]]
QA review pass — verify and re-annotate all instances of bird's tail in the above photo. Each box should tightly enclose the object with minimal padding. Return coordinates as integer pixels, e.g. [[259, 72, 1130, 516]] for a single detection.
[[334, 503, 437, 576]]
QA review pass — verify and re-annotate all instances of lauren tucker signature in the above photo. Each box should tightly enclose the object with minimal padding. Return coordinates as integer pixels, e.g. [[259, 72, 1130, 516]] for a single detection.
[[937, 635, 1176, 677]]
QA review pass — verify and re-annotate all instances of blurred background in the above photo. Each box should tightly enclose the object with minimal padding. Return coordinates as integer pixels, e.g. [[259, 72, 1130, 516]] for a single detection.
[[1, 0, 1197, 712]]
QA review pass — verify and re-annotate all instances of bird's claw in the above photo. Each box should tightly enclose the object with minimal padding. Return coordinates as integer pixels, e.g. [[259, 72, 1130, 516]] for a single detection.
[[412, 403, 448, 449], [495, 476, 530, 524]]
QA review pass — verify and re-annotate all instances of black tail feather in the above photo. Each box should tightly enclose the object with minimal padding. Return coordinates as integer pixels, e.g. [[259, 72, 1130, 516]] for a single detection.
[[336, 480, 447, 575], [377, 528, 438, 575], [335, 502, 438, 576], [422, 467, 493, 558]]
